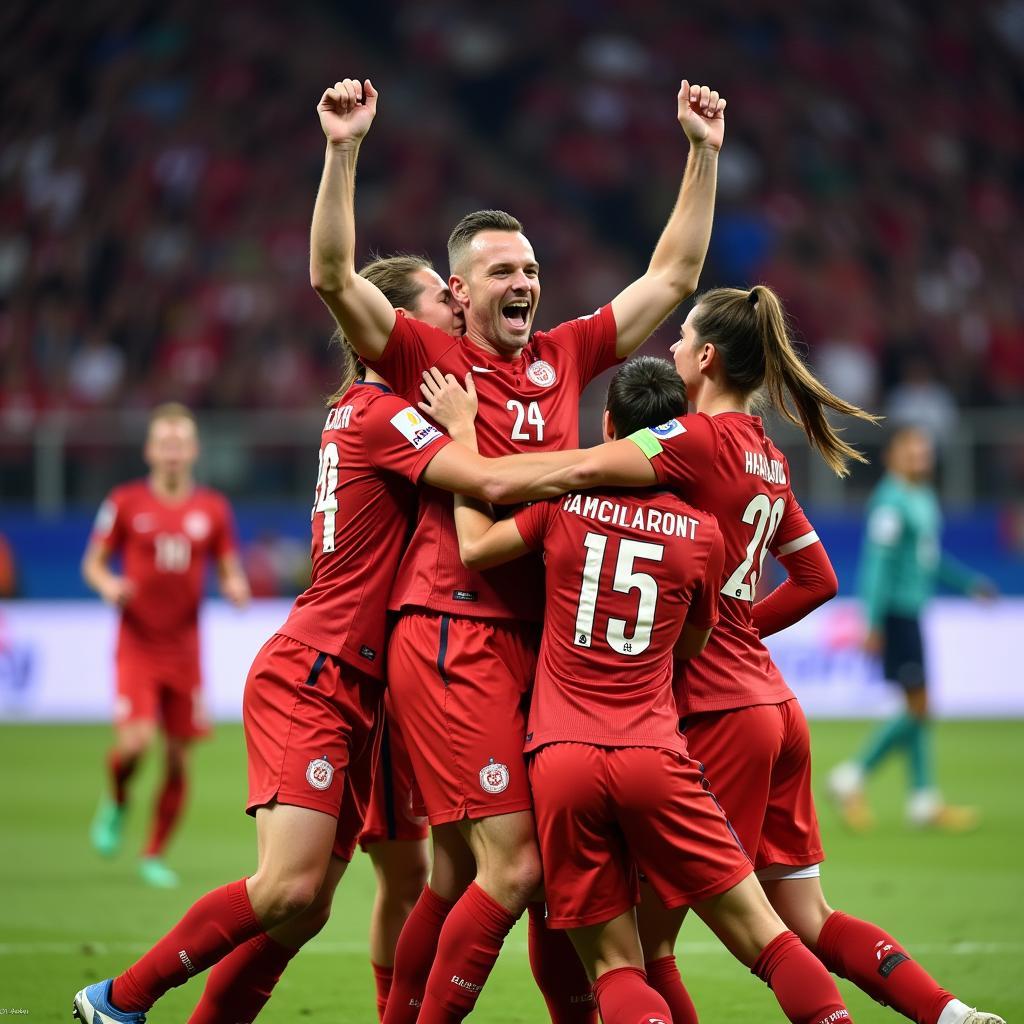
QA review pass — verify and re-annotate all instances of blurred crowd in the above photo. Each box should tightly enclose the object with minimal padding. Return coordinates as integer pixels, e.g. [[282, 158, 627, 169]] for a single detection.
[[2, 0, 1023, 438]]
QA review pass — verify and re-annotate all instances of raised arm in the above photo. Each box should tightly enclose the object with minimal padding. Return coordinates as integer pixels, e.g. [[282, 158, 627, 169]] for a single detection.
[[611, 81, 725, 358], [310, 78, 396, 360]]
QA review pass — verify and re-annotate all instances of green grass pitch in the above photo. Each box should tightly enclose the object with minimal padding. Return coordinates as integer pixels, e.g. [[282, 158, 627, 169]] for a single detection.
[[1, 720, 1021, 1022]]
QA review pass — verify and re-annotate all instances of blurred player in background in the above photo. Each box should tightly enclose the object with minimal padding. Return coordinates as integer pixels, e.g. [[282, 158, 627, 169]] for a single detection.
[[312, 73, 725, 1024], [828, 425, 996, 831], [82, 403, 250, 889]]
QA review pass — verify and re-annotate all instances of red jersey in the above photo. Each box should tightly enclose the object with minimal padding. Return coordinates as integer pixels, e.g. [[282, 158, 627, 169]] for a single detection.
[[365, 306, 619, 621], [277, 381, 451, 679], [91, 480, 237, 659], [628, 413, 821, 714], [514, 489, 724, 753]]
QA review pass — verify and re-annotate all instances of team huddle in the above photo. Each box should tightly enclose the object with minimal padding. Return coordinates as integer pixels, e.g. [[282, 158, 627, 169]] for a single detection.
[[73, 77, 1004, 1024]]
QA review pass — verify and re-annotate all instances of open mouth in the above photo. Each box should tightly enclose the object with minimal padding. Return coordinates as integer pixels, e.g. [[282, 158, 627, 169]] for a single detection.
[[501, 299, 530, 330]]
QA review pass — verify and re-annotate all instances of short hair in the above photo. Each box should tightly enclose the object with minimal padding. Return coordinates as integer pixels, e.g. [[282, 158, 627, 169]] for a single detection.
[[605, 356, 687, 438], [327, 254, 434, 405], [148, 402, 195, 429], [447, 210, 524, 275]]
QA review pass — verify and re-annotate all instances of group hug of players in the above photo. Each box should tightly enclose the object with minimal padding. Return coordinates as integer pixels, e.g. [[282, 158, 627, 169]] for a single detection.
[[74, 76, 1005, 1024]]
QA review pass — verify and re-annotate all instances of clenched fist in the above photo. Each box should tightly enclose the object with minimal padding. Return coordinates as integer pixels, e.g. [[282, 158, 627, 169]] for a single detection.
[[318, 78, 378, 147], [677, 80, 726, 152]]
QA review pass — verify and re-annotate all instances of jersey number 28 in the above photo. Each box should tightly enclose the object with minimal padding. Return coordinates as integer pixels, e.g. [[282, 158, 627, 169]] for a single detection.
[[721, 494, 785, 601], [573, 532, 663, 656]]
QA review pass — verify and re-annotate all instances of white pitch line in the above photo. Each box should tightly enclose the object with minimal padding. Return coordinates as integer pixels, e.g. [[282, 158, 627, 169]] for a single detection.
[[2, 940, 1023, 957]]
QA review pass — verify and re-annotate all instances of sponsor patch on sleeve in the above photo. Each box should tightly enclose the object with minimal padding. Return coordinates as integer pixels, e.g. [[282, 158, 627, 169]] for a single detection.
[[390, 407, 444, 450], [649, 419, 687, 439], [93, 499, 117, 535]]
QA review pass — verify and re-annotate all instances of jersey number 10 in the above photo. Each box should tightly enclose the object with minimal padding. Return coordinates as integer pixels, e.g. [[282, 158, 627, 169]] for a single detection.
[[721, 494, 785, 601], [573, 532, 664, 657]]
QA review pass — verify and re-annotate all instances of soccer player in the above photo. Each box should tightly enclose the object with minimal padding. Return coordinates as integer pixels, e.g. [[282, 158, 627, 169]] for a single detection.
[[425, 287, 1005, 1024], [431, 354, 857, 1024], [828, 425, 995, 831], [72, 262, 585, 1024], [311, 74, 726, 1024], [82, 403, 250, 889]]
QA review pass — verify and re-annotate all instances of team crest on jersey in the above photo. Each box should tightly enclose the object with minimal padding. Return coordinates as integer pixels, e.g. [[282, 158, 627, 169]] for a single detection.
[[390, 408, 443, 450], [479, 758, 510, 794], [526, 360, 557, 388], [183, 510, 211, 540], [306, 755, 334, 791], [650, 420, 686, 439]]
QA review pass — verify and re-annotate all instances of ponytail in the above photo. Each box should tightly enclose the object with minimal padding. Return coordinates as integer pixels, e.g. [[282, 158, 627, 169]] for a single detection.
[[325, 328, 362, 406], [693, 285, 880, 477]]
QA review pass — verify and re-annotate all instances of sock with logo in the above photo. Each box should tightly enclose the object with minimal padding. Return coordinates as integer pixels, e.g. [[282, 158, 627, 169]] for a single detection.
[[372, 962, 395, 1022], [816, 911, 953, 1024], [645, 955, 699, 1024], [417, 882, 517, 1023], [186, 931, 297, 1023], [111, 879, 261, 1012], [144, 767, 187, 857], [527, 903, 597, 1023], [382, 886, 455, 1024], [592, 966, 672, 1024], [752, 930, 850, 1024], [109, 749, 139, 806]]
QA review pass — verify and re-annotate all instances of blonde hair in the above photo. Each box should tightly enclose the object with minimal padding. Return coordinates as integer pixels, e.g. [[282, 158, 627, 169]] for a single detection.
[[148, 402, 195, 428], [326, 255, 433, 405], [692, 285, 880, 477]]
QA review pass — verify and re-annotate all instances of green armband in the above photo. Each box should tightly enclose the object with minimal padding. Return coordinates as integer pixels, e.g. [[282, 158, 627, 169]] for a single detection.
[[627, 428, 662, 460]]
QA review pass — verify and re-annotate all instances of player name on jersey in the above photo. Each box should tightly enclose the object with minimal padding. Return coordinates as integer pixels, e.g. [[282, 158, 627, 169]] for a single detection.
[[745, 450, 787, 485], [324, 405, 354, 431], [561, 493, 700, 539]]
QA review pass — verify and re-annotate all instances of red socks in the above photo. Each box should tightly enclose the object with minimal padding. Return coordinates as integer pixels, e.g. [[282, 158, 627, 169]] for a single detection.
[[816, 911, 953, 1024], [417, 882, 517, 1023], [186, 931, 297, 1023], [527, 903, 597, 1023], [372, 962, 395, 1022], [111, 878, 262, 1012], [109, 750, 138, 806], [752, 930, 851, 1024], [592, 966, 673, 1024], [645, 955, 699, 1024], [382, 886, 455, 1024], [144, 769, 187, 857]]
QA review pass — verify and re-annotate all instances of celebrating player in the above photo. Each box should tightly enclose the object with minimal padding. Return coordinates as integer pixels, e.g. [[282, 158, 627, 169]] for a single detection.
[[426, 286, 1003, 1024], [72, 261, 585, 1024], [83, 403, 250, 889], [311, 74, 725, 1024], [828, 425, 995, 831], [427, 354, 856, 1024]]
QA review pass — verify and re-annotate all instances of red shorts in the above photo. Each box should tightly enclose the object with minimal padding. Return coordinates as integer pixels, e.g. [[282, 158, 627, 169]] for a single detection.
[[681, 699, 824, 873], [358, 694, 429, 850], [115, 644, 208, 740], [530, 743, 752, 929], [244, 633, 384, 861], [387, 612, 538, 825]]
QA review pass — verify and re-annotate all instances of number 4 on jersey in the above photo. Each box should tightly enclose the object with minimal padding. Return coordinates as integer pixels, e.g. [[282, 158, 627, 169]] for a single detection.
[[721, 494, 785, 601]]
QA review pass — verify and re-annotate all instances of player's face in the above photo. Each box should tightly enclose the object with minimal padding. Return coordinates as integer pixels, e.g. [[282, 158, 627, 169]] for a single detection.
[[670, 306, 704, 399], [451, 231, 540, 355], [405, 268, 465, 337], [145, 418, 199, 479], [889, 429, 934, 482]]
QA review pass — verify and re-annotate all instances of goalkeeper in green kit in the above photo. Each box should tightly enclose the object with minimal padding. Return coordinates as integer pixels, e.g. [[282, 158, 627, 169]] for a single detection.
[[828, 425, 995, 831]]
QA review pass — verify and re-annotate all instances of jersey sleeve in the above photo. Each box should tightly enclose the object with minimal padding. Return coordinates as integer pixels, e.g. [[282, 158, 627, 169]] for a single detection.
[[857, 497, 903, 628], [753, 540, 838, 638], [363, 396, 453, 484], [512, 500, 557, 551], [626, 413, 719, 491], [211, 494, 239, 560], [688, 523, 725, 630], [546, 304, 619, 388], [90, 490, 126, 552], [769, 491, 819, 558], [363, 312, 454, 399]]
